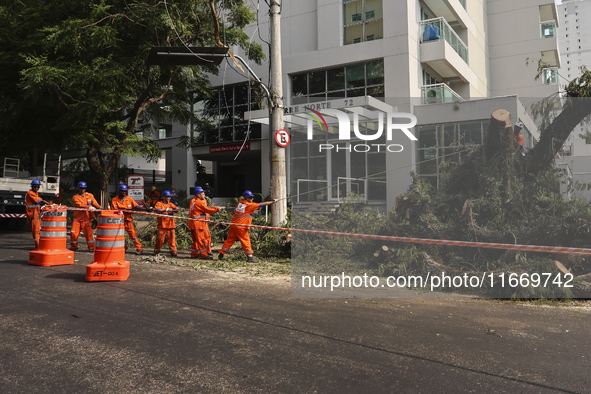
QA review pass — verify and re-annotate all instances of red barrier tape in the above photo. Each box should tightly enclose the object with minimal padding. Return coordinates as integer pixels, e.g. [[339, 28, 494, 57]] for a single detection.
[[61, 207, 591, 256]]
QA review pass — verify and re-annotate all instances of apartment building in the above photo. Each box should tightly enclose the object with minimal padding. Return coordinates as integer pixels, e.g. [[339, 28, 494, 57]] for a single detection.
[[164, 0, 561, 211], [556, 0, 591, 152], [555, 0, 591, 199]]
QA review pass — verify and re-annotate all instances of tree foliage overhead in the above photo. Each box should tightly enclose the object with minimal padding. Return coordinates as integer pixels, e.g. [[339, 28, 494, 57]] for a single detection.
[[0, 0, 264, 201]]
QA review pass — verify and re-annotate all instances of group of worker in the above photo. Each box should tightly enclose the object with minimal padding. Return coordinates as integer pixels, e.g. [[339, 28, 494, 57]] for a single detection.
[[25, 180, 276, 263]]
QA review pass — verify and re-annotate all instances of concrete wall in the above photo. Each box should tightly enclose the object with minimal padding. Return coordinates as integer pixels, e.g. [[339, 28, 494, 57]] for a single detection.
[[487, 0, 560, 104]]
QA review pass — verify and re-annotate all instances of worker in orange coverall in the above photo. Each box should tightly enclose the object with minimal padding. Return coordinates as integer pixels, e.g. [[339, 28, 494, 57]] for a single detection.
[[189, 186, 224, 260], [153, 190, 179, 257], [25, 179, 49, 250], [110, 184, 145, 255], [218, 190, 276, 263], [147, 186, 160, 207], [71, 181, 101, 251]]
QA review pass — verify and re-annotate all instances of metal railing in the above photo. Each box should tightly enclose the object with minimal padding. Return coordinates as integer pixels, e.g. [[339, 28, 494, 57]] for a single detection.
[[336, 177, 367, 203], [421, 83, 463, 104], [420, 17, 468, 64], [2, 158, 20, 178]]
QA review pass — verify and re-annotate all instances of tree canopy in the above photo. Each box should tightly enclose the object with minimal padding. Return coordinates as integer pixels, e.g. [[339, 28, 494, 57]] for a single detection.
[[0, 0, 264, 202]]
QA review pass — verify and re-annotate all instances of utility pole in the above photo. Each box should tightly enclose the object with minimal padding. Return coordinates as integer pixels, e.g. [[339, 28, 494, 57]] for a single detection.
[[269, 0, 287, 226]]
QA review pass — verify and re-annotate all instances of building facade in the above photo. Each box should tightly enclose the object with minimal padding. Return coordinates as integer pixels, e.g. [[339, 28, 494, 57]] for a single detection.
[[157, 0, 561, 211], [554, 0, 591, 200]]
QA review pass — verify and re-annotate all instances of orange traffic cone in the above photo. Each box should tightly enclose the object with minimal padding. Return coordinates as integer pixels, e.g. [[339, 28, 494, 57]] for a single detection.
[[86, 210, 130, 282], [29, 205, 75, 266]]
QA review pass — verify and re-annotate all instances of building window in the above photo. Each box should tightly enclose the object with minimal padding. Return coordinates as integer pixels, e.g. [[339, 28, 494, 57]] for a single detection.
[[423, 70, 439, 86], [290, 123, 387, 202], [158, 124, 172, 139], [191, 82, 262, 145], [291, 59, 385, 104], [542, 68, 559, 85], [417, 121, 486, 188], [343, 0, 383, 45], [541, 20, 556, 38]]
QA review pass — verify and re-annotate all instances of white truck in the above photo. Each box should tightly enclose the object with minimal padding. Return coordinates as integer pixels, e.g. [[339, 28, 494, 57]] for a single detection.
[[0, 154, 61, 229]]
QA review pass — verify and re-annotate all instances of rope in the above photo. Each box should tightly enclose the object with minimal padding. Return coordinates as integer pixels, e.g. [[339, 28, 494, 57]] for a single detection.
[[58, 206, 591, 256]]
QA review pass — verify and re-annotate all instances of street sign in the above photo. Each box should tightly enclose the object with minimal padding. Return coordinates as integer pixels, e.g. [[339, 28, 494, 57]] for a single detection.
[[275, 129, 290, 148], [127, 175, 145, 207]]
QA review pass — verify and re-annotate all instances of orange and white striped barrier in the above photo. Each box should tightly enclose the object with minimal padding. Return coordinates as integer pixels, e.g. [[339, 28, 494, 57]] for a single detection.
[[65, 207, 591, 256], [86, 210, 130, 282], [29, 205, 75, 267], [0, 213, 26, 218]]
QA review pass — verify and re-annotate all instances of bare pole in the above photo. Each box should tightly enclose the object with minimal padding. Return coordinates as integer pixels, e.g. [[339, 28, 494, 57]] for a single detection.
[[269, 0, 287, 226]]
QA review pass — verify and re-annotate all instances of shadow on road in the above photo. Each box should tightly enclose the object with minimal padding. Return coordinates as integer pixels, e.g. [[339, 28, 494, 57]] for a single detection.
[[44, 272, 86, 282]]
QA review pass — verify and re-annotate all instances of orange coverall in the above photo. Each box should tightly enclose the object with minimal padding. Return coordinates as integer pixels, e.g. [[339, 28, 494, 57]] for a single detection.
[[148, 190, 160, 207], [219, 199, 261, 257], [110, 195, 143, 252], [25, 189, 43, 249], [188, 197, 220, 258], [154, 201, 177, 254], [71, 192, 101, 251]]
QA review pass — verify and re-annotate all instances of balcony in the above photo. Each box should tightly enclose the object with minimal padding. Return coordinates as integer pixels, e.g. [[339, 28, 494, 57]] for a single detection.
[[541, 20, 556, 38], [420, 18, 477, 85], [542, 68, 558, 85], [422, 0, 474, 32], [539, 3, 559, 29], [420, 18, 468, 63], [421, 83, 463, 104]]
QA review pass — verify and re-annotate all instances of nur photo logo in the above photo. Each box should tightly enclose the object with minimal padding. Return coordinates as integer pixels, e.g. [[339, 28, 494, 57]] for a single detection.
[[304, 106, 418, 153]]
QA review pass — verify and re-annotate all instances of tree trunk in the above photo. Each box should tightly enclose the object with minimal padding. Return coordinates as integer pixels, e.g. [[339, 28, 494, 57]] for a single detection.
[[29, 148, 38, 177], [528, 98, 591, 174], [86, 141, 121, 208], [483, 109, 515, 199]]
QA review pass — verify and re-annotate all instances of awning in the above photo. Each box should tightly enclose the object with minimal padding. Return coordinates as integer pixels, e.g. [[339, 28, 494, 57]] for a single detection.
[[244, 96, 395, 127]]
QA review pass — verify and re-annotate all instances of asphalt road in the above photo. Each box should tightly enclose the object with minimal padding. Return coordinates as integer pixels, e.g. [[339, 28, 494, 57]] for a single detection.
[[1, 230, 590, 393]]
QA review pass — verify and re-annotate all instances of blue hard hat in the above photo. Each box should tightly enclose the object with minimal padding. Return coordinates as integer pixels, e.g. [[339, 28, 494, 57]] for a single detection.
[[78, 181, 87, 188], [243, 190, 255, 198], [162, 190, 171, 197], [118, 184, 128, 191], [194, 186, 204, 195], [31, 179, 41, 186]]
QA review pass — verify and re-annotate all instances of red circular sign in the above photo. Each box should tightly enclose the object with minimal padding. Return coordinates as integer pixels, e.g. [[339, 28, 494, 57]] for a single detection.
[[275, 129, 290, 148]]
